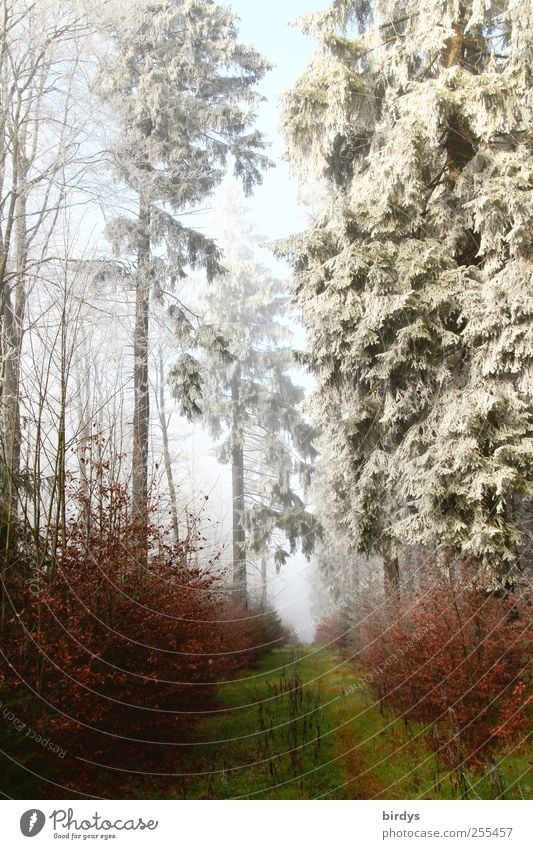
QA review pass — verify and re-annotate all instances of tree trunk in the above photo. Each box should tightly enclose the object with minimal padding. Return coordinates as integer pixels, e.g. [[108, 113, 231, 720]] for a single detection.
[[0, 286, 19, 635], [1, 286, 21, 505], [231, 368, 246, 607], [132, 197, 151, 522], [0, 143, 27, 633], [157, 348, 179, 544], [443, 22, 465, 69], [443, 19, 476, 186], [383, 554, 400, 597], [261, 556, 268, 610]]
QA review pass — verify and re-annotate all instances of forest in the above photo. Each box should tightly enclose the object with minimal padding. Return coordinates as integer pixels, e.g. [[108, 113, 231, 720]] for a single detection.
[[0, 0, 531, 801]]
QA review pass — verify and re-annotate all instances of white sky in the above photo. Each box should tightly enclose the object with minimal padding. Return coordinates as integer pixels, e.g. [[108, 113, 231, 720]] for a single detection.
[[222, 0, 328, 241]]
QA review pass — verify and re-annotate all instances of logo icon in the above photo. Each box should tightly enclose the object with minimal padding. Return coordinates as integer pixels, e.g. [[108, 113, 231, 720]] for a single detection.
[[20, 810, 46, 837]]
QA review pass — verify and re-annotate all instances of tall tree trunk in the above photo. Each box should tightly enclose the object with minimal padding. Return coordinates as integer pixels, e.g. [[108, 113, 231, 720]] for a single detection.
[[350, 557, 360, 597], [157, 347, 179, 544], [443, 17, 476, 188], [260, 556, 267, 610], [1, 287, 21, 507], [11, 155, 27, 492], [231, 368, 246, 607], [0, 286, 19, 635], [0, 142, 27, 633], [383, 554, 400, 597], [132, 197, 151, 523], [48, 301, 68, 581]]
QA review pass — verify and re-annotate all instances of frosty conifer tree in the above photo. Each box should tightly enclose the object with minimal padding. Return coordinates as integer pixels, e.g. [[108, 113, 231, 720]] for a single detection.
[[278, 0, 532, 586], [311, 441, 382, 606], [95, 0, 271, 518], [170, 188, 318, 606]]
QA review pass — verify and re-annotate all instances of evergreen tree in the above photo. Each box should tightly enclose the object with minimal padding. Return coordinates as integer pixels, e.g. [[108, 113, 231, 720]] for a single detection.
[[95, 0, 271, 519], [170, 188, 318, 605], [311, 441, 382, 605], [278, 0, 532, 585]]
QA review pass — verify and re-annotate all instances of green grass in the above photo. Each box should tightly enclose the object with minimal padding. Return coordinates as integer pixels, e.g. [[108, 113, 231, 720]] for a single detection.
[[151, 646, 530, 800]]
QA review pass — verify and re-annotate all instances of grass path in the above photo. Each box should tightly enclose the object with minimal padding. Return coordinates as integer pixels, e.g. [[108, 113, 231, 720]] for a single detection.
[[160, 646, 528, 800]]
